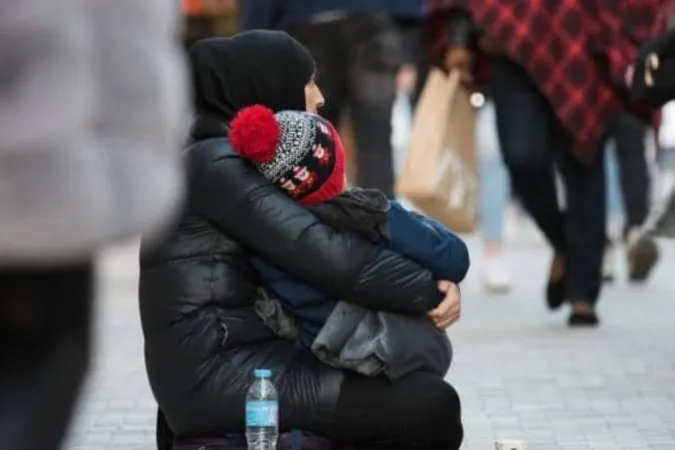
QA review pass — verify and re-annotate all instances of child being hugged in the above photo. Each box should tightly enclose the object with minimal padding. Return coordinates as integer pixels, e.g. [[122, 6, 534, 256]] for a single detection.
[[230, 105, 470, 379]]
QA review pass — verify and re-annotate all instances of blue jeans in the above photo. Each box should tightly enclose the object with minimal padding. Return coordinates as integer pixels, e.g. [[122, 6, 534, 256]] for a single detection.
[[488, 56, 607, 305], [476, 101, 510, 244], [605, 142, 623, 217], [480, 156, 510, 244]]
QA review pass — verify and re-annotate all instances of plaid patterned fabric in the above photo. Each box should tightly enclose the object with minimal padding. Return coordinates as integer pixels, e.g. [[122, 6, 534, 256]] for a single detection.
[[425, 0, 673, 162]]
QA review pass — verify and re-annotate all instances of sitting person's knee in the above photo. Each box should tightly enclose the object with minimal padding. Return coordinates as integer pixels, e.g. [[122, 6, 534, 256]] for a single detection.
[[403, 378, 463, 449], [425, 383, 463, 449]]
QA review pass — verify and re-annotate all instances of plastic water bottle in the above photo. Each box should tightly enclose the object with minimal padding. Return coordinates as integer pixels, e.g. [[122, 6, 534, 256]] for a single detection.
[[245, 369, 279, 450]]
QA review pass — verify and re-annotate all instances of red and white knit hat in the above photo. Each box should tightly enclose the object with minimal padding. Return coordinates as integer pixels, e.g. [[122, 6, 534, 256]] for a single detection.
[[230, 105, 346, 205]]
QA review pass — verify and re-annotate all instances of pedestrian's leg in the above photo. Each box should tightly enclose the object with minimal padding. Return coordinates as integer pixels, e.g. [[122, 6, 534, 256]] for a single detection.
[[291, 21, 346, 125], [602, 142, 621, 283], [476, 100, 511, 293], [556, 137, 606, 326], [0, 263, 94, 450], [613, 113, 650, 228], [291, 21, 352, 180], [612, 112, 659, 281], [489, 57, 564, 251], [345, 14, 400, 198], [479, 156, 512, 293], [488, 56, 566, 309]]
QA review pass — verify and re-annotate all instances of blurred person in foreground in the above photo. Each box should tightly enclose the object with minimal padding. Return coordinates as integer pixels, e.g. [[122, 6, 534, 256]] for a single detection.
[[0, 1, 186, 449], [425, 0, 668, 326], [240, 0, 424, 198]]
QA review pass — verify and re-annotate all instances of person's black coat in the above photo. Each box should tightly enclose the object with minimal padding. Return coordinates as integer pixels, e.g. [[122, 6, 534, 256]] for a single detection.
[[138, 136, 442, 437]]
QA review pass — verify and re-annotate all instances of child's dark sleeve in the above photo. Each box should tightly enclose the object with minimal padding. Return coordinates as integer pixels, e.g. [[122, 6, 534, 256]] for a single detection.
[[385, 201, 470, 283]]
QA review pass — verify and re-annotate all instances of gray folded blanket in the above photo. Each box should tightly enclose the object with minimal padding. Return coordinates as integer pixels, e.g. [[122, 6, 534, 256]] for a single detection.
[[255, 296, 452, 380]]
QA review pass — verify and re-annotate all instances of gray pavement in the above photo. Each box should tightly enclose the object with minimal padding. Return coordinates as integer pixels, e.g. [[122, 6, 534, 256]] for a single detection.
[[64, 233, 675, 450]]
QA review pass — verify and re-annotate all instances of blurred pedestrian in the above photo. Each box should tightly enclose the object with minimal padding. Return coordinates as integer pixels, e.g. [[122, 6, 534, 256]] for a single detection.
[[0, 1, 186, 449], [628, 24, 675, 237], [402, 17, 513, 294], [474, 96, 512, 293], [240, 0, 424, 197], [426, 0, 667, 326], [603, 112, 660, 283]]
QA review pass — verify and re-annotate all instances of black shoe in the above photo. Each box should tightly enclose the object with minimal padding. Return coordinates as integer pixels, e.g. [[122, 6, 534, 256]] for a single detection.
[[547, 280, 566, 310], [547, 253, 566, 310], [568, 311, 599, 327]]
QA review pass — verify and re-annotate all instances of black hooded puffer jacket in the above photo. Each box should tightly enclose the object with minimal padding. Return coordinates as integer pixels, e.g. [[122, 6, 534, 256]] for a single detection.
[[139, 31, 443, 438]]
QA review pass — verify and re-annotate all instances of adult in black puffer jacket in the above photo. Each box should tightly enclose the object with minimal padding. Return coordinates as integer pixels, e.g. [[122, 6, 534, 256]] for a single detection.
[[139, 30, 464, 450]]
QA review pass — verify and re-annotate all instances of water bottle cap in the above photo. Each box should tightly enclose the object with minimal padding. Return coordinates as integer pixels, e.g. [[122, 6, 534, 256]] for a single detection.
[[254, 369, 272, 378]]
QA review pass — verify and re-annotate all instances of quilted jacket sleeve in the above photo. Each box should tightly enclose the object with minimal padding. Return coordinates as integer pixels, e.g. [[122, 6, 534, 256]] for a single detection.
[[190, 149, 443, 315]]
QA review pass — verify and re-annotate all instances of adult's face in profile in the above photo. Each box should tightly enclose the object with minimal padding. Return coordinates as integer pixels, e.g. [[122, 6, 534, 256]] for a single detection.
[[304, 77, 325, 114]]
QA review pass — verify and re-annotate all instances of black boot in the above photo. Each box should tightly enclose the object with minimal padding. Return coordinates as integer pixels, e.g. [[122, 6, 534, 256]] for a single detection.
[[546, 253, 566, 310]]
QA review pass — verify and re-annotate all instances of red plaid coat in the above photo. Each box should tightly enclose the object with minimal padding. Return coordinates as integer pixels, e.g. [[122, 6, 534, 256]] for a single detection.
[[426, 0, 673, 162]]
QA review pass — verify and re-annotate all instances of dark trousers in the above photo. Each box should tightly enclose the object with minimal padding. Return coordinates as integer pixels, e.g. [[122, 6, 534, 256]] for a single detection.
[[0, 263, 94, 450], [330, 371, 463, 450], [611, 112, 650, 232], [489, 56, 606, 304], [291, 14, 402, 198]]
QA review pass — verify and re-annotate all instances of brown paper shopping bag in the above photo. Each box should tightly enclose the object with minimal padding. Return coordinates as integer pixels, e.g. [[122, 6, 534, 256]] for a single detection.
[[395, 69, 477, 233]]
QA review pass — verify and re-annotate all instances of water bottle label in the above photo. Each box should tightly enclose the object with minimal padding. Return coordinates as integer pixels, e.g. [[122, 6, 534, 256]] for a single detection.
[[245, 400, 278, 427]]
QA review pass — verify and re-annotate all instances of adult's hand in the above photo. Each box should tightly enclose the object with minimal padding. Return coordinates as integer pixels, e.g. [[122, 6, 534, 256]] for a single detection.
[[478, 33, 504, 54], [427, 281, 461, 329], [444, 45, 473, 81]]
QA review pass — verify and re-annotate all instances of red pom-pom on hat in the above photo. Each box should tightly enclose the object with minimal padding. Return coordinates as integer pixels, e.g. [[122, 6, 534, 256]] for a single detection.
[[230, 105, 280, 164]]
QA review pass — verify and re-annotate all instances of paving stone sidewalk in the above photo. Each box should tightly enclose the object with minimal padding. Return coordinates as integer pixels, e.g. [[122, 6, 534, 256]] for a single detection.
[[64, 235, 675, 450]]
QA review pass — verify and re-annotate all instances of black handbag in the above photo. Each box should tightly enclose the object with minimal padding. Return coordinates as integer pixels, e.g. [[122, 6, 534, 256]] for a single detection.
[[629, 28, 675, 108]]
